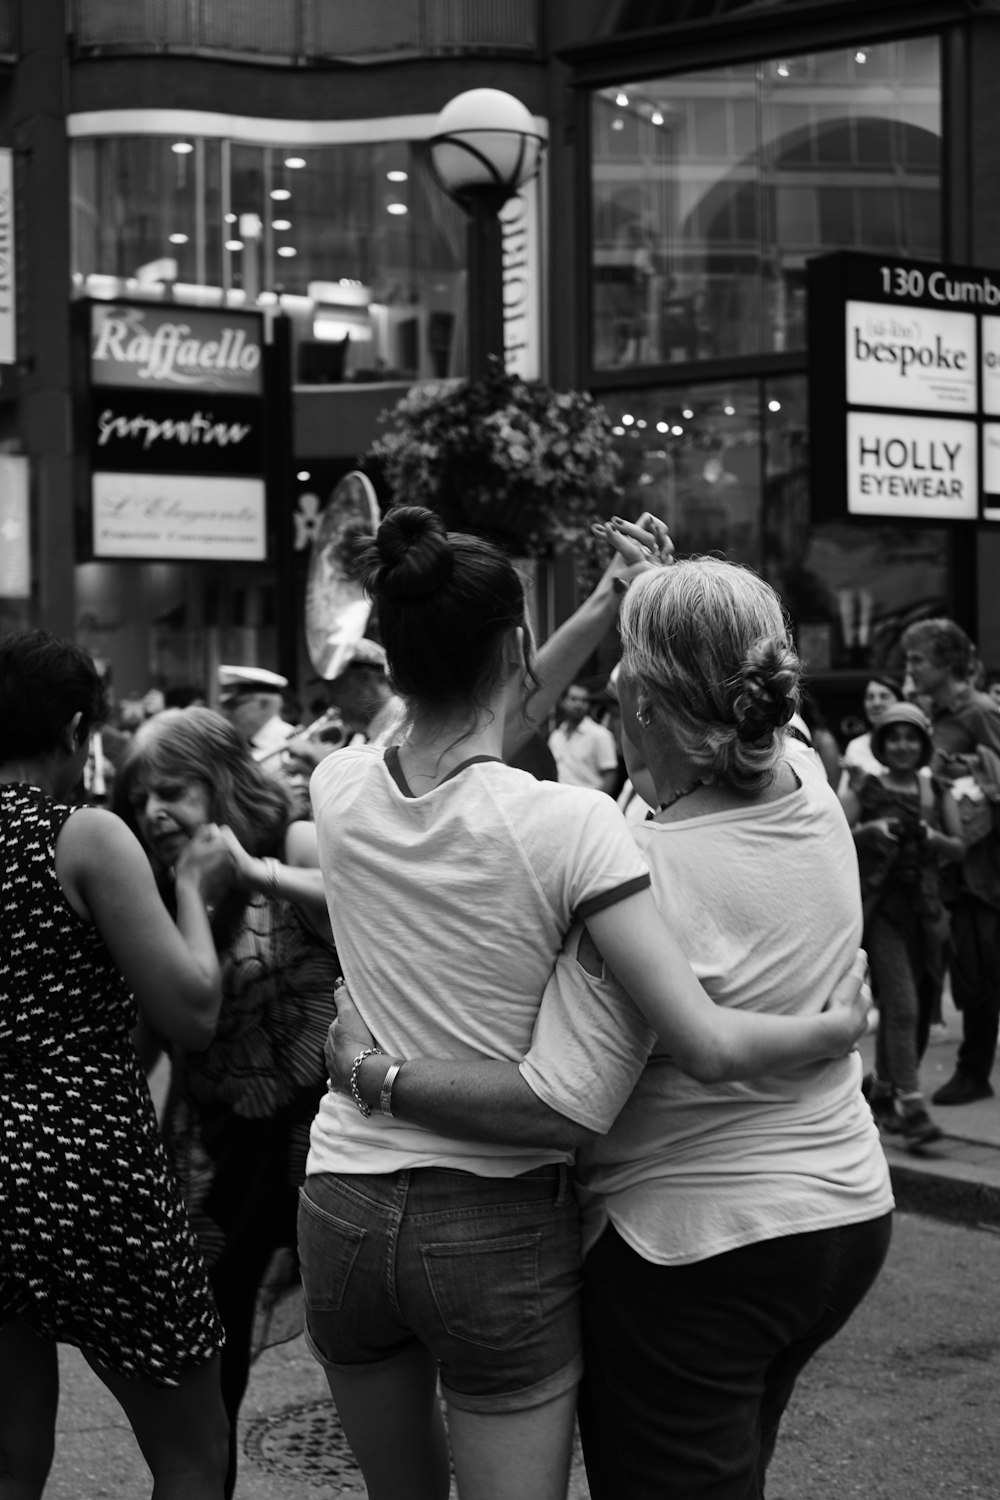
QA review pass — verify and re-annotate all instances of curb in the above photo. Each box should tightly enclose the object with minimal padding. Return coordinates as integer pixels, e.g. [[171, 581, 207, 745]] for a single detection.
[[883, 1143, 1000, 1229]]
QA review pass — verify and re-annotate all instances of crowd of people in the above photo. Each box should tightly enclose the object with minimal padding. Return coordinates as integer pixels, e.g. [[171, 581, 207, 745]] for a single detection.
[[3, 505, 1000, 1498]]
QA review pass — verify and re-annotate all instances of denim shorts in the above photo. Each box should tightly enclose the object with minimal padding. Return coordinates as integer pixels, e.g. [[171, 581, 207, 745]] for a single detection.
[[298, 1164, 584, 1413]]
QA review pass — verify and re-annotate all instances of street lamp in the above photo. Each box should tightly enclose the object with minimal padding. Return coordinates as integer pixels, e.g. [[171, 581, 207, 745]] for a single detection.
[[429, 88, 545, 378]]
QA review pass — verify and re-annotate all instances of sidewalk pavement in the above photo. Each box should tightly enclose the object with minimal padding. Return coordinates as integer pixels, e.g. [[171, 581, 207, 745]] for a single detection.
[[45, 990, 1000, 1499]]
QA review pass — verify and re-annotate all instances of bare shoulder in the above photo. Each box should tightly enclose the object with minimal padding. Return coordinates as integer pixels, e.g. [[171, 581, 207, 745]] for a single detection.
[[57, 806, 146, 877]]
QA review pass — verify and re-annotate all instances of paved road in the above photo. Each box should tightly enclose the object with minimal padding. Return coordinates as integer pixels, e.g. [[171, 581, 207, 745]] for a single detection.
[[46, 1210, 1000, 1498]]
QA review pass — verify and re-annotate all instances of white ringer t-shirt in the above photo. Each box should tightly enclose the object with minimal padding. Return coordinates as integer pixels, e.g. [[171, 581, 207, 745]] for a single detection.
[[307, 744, 650, 1178]]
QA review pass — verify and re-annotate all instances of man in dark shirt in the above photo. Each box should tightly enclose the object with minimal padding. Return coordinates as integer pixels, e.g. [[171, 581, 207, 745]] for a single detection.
[[903, 619, 1000, 1105]]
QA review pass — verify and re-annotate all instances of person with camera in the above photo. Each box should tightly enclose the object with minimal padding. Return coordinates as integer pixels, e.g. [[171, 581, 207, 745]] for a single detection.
[[840, 700, 964, 1147]]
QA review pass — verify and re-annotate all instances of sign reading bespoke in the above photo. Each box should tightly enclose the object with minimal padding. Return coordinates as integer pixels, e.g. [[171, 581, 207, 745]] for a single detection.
[[82, 300, 268, 563], [90, 303, 263, 394], [809, 251, 1000, 522]]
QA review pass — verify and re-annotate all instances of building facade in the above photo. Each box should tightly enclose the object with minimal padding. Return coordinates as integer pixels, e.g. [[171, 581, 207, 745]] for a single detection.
[[0, 0, 998, 725]]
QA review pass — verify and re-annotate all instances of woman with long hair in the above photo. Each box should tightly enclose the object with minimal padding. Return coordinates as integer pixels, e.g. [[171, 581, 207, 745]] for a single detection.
[[0, 630, 229, 1499], [114, 706, 339, 1500], [303, 507, 874, 1500]]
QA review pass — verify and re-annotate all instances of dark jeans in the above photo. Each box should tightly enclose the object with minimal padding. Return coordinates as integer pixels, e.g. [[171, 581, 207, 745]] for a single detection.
[[949, 894, 1000, 1084], [578, 1212, 893, 1500]]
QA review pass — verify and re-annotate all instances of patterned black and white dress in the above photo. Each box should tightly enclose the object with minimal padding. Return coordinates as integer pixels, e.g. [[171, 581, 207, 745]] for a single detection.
[[0, 783, 224, 1384]]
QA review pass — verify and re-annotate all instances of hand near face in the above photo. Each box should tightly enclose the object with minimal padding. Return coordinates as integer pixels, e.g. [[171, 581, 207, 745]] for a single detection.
[[173, 823, 237, 905]]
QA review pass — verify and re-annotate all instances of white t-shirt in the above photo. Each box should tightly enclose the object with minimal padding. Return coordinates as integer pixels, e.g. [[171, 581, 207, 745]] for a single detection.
[[521, 742, 893, 1262], [548, 716, 619, 790], [307, 744, 651, 1178]]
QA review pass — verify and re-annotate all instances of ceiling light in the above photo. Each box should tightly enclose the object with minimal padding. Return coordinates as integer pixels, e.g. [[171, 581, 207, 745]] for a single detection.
[[768, 399, 782, 412], [277, 245, 297, 257], [297, 470, 311, 481], [855, 50, 867, 64], [387, 169, 409, 182], [225, 239, 244, 251], [272, 219, 291, 231], [224, 213, 237, 223], [656, 421, 668, 433], [671, 425, 683, 436], [776, 62, 790, 78], [651, 111, 664, 126], [386, 202, 408, 215], [615, 92, 629, 107], [682, 408, 694, 419], [611, 118, 625, 132], [271, 188, 292, 201], [285, 157, 306, 168], [168, 233, 189, 244], [724, 405, 735, 416], [622, 414, 634, 426], [171, 141, 194, 154]]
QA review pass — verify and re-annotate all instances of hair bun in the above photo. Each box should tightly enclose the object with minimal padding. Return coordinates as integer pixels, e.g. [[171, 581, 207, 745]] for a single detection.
[[366, 505, 454, 603], [734, 643, 797, 742]]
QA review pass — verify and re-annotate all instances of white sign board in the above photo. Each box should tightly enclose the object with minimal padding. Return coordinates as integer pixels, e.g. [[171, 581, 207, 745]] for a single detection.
[[0, 149, 15, 365], [92, 471, 266, 560], [0, 454, 29, 596], [981, 424, 1000, 519], [981, 316, 1000, 417], [847, 411, 978, 520], [846, 301, 977, 415]]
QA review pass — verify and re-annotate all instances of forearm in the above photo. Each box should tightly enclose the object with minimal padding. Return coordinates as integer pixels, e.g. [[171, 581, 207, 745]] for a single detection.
[[352, 1051, 593, 1148], [506, 582, 621, 755], [246, 856, 332, 933]]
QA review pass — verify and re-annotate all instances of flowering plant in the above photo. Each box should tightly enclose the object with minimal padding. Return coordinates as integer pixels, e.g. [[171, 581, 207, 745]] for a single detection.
[[366, 361, 623, 567]]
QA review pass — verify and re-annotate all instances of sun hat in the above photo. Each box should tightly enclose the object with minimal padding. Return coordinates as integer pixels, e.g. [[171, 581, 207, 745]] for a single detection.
[[870, 700, 933, 768]]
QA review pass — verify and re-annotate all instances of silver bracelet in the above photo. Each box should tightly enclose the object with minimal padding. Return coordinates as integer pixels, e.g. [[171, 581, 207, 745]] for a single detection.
[[260, 857, 281, 899], [379, 1061, 404, 1118], [349, 1046, 384, 1117]]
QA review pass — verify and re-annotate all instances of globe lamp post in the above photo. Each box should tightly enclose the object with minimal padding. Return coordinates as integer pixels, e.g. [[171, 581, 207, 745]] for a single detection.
[[429, 88, 545, 379]]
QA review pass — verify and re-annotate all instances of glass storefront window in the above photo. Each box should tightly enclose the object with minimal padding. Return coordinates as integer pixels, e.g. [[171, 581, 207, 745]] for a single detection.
[[591, 37, 941, 370], [71, 135, 468, 384], [602, 375, 949, 682]]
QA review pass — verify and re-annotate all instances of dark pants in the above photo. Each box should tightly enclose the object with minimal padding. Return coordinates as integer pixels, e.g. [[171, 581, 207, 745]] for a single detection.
[[578, 1212, 893, 1500], [949, 894, 1000, 1084]]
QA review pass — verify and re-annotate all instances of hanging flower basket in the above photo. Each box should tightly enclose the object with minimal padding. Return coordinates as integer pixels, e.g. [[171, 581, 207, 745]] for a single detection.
[[365, 361, 624, 577]]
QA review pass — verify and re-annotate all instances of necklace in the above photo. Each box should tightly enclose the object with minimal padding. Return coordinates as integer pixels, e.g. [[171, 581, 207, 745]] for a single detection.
[[658, 778, 703, 812]]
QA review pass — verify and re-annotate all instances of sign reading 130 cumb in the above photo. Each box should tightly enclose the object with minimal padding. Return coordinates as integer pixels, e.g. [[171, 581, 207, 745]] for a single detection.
[[808, 251, 1000, 523]]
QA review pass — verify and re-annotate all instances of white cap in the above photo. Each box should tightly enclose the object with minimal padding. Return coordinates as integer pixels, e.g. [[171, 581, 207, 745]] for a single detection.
[[218, 664, 289, 701]]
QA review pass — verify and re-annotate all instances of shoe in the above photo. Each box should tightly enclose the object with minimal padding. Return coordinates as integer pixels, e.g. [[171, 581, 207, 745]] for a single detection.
[[869, 1092, 900, 1134], [897, 1104, 943, 1150], [931, 1073, 995, 1106]]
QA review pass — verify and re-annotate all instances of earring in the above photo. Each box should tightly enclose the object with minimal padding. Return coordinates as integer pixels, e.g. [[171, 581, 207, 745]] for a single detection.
[[635, 708, 650, 727]]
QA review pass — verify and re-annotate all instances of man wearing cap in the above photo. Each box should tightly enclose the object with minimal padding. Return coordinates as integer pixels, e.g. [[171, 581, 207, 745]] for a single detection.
[[219, 665, 299, 760], [903, 618, 1000, 1106]]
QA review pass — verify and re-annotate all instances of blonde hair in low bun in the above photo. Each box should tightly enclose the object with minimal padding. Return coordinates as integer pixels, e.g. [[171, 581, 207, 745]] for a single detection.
[[619, 557, 801, 795]]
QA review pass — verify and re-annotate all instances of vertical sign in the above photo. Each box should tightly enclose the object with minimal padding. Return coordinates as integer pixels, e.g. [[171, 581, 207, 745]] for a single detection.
[[0, 454, 30, 597], [0, 148, 16, 365], [501, 177, 540, 380]]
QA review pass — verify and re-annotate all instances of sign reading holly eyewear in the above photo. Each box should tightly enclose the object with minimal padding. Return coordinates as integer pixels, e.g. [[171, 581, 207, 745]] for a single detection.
[[90, 303, 263, 395], [808, 251, 1000, 522]]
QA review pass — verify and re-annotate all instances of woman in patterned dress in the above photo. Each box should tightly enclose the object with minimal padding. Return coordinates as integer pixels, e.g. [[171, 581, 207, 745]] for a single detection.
[[113, 707, 340, 1500], [0, 630, 230, 1499]]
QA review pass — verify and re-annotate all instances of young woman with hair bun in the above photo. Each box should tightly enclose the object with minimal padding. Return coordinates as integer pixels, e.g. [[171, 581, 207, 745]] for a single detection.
[[304, 509, 878, 1500]]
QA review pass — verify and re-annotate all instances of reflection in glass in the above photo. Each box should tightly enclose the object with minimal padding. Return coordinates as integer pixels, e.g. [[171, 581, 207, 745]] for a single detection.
[[601, 375, 948, 676], [591, 37, 941, 370], [71, 135, 468, 385]]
